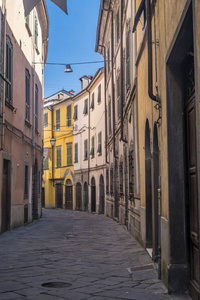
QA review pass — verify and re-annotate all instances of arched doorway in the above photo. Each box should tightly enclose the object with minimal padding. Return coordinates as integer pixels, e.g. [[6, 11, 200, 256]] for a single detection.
[[99, 175, 104, 214], [152, 123, 160, 262], [84, 182, 88, 212], [91, 177, 96, 212], [145, 119, 152, 248], [76, 182, 82, 211], [65, 179, 73, 210]]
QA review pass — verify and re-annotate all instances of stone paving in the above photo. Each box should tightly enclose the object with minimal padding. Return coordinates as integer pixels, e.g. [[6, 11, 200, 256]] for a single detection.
[[0, 209, 192, 300]]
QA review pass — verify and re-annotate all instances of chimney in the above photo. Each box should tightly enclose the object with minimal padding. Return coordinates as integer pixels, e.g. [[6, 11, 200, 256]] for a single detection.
[[69, 89, 75, 95], [58, 93, 64, 100], [79, 75, 93, 90]]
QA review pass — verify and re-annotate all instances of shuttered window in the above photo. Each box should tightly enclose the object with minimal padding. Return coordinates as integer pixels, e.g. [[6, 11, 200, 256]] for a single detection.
[[5, 36, 13, 104], [56, 109, 60, 130], [56, 146, 62, 167], [90, 93, 94, 109], [67, 143, 72, 165], [74, 143, 78, 163], [108, 101, 112, 134], [117, 76, 121, 117], [90, 136, 95, 158], [73, 105, 78, 120], [25, 69, 30, 122], [35, 84, 38, 131], [84, 140, 88, 160], [67, 105, 71, 126], [97, 132, 102, 155], [44, 112, 48, 127], [97, 84, 101, 103], [126, 31, 130, 89], [24, 165, 29, 198]]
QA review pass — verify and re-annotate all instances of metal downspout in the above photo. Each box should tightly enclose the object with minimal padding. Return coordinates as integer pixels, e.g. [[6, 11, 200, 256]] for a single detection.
[[102, 5, 117, 159], [51, 107, 54, 185], [120, 0, 128, 144], [1, 3, 6, 151], [86, 89, 91, 189], [98, 44, 109, 164], [147, 0, 158, 102]]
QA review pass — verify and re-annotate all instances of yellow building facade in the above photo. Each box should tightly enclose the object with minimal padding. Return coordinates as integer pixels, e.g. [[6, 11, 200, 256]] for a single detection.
[[43, 90, 75, 209]]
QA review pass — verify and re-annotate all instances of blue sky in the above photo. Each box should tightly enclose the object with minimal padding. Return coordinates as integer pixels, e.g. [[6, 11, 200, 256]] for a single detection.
[[44, 0, 102, 98]]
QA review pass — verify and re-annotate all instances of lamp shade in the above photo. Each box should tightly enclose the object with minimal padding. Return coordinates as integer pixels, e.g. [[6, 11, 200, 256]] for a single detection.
[[50, 137, 56, 147], [64, 64, 73, 73]]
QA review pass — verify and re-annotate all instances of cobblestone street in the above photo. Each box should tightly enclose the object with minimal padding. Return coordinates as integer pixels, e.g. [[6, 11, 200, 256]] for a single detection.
[[0, 209, 191, 300]]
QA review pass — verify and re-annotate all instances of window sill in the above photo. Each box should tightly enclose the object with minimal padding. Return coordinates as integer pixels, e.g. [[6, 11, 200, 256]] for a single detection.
[[83, 158, 88, 161], [5, 100, 15, 111], [35, 47, 40, 55], [25, 23, 32, 37], [25, 120, 32, 128]]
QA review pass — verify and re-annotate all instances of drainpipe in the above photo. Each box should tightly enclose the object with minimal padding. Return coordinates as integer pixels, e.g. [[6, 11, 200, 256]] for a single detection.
[[98, 44, 109, 164], [147, 0, 158, 102], [120, 0, 128, 144], [102, 6, 117, 159], [86, 89, 91, 187], [0, 2, 6, 151], [51, 107, 54, 186]]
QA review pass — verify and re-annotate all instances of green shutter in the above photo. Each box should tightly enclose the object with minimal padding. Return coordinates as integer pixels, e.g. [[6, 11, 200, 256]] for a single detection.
[[67, 143, 72, 165], [67, 105, 71, 126], [57, 146, 61, 167], [126, 32, 130, 89], [56, 109, 60, 130], [97, 85, 101, 103]]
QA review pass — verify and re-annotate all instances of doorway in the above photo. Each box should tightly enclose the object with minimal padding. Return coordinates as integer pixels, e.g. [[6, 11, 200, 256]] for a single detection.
[[145, 119, 152, 249], [1, 159, 11, 233], [91, 177, 96, 212], [99, 175, 104, 214], [56, 183, 63, 208], [76, 182, 82, 211], [65, 179, 73, 209], [84, 182, 88, 212]]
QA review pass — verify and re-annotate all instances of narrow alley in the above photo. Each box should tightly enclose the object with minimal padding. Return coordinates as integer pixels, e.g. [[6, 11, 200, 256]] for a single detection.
[[0, 209, 191, 300]]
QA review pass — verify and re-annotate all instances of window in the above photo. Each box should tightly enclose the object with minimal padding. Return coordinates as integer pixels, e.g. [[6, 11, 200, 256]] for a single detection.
[[5, 36, 13, 104], [83, 99, 88, 115], [126, 31, 130, 89], [106, 168, 109, 194], [84, 139, 88, 160], [108, 101, 112, 134], [67, 105, 71, 126], [44, 112, 48, 127], [90, 93, 94, 109], [116, 8, 120, 44], [129, 149, 134, 200], [56, 146, 61, 167], [43, 156, 49, 170], [97, 132, 102, 155], [56, 109, 60, 130], [97, 84, 101, 103], [90, 136, 95, 158], [117, 76, 121, 117], [74, 143, 78, 163], [26, 14, 30, 27], [35, 84, 38, 131], [38, 171, 41, 195], [35, 17, 38, 49], [25, 69, 30, 122], [107, 47, 110, 75], [67, 143, 72, 166], [73, 105, 78, 120], [24, 165, 28, 198], [110, 166, 113, 195], [120, 160, 123, 195]]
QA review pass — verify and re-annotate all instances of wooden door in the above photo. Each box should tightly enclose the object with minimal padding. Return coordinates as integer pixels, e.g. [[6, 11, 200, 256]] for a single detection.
[[99, 175, 104, 214], [76, 183, 82, 211], [185, 58, 200, 299], [84, 182, 88, 212], [1, 160, 10, 233], [65, 180, 73, 210], [56, 184, 63, 208], [91, 178, 96, 212]]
